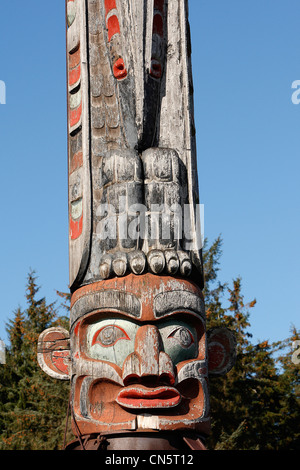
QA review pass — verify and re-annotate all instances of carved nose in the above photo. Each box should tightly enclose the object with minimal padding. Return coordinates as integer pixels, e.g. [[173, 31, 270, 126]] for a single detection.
[[122, 325, 175, 386]]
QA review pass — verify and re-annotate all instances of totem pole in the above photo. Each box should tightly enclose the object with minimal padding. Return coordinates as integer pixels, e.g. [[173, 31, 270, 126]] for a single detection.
[[37, 0, 236, 450]]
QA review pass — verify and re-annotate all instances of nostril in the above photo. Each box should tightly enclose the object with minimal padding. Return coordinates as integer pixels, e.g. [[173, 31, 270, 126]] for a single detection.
[[159, 352, 176, 385], [123, 375, 140, 387], [159, 372, 175, 387]]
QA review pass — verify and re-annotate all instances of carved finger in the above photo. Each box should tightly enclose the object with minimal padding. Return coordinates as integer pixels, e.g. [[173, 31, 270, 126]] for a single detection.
[[99, 254, 113, 279], [178, 251, 192, 277], [164, 249, 179, 275], [147, 249, 165, 274], [128, 251, 146, 275], [112, 252, 128, 277]]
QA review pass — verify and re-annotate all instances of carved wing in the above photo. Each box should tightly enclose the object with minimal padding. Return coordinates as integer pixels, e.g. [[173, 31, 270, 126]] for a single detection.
[[67, 0, 203, 289]]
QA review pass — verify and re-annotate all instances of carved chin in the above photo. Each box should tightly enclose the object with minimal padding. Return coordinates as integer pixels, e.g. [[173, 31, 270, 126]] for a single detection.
[[116, 385, 182, 409]]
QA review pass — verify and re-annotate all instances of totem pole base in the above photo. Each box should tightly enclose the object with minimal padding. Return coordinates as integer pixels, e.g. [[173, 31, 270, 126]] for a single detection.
[[65, 431, 207, 451]]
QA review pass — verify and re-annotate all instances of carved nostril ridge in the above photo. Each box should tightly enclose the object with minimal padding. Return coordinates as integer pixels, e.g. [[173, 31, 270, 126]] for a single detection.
[[122, 351, 140, 385], [122, 327, 176, 386], [159, 351, 176, 385], [123, 375, 140, 387]]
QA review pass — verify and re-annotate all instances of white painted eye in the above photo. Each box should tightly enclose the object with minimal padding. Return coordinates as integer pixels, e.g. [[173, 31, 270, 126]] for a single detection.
[[168, 327, 194, 348], [92, 325, 130, 348]]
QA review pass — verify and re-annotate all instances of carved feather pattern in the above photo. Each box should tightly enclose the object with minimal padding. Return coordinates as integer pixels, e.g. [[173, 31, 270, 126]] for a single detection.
[[67, 0, 203, 288], [89, 0, 122, 151]]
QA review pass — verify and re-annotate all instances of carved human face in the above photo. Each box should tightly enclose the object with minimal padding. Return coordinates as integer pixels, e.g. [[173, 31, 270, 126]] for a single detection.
[[69, 274, 210, 435], [38, 273, 236, 438]]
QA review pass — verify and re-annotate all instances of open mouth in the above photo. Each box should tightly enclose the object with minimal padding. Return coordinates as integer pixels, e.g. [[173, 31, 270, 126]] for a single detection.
[[116, 385, 182, 409]]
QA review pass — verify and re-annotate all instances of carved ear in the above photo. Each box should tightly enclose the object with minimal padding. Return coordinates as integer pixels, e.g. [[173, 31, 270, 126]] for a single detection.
[[207, 327, 236, 376], [37, 327, 71, 380]]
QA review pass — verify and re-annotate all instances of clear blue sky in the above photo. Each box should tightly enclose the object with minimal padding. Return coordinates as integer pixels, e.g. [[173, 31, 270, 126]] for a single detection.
[[0, 1, 299, 347]]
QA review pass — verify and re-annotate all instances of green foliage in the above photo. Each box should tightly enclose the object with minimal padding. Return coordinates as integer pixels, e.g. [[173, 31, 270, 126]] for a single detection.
[[203, 237, 300, 450], [0, 271, 70, 450]]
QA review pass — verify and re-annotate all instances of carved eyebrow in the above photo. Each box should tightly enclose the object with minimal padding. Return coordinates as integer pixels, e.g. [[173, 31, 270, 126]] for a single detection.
[[154, 291, 205, 318], [70, 290, 141, 327]]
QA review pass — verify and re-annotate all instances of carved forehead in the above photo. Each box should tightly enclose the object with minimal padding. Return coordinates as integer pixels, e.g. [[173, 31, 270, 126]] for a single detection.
[[70, 273, 205, 327]]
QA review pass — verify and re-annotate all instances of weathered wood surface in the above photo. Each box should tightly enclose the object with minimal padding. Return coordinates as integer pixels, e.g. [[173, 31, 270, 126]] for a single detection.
[[67, 0, 203, 291], [38, 274, 236, 438], [36, 1, 237, 450]]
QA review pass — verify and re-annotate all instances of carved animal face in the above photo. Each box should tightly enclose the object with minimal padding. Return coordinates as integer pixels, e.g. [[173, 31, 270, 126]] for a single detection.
[[38, 274, 236, 436]]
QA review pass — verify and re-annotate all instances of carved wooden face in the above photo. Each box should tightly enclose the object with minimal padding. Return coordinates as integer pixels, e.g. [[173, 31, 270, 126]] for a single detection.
[[38, 274, 236, 437], [69, 274, 208, 435]]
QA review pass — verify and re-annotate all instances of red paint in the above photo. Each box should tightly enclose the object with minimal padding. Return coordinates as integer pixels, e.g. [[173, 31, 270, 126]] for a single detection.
[[116, 385, 181, 409], [197, 366, 208, 376], [92, 325, 130, 347], [153, 13, 163, 37], [70, 273, 204, 319], [69, 64, 81, 87], [52, 351, 70, 375], [69, 47, 80, 69], [104, 0, 117, 16], [107, 15, 120, 42], [208, 343, 225, 372], [113, 57, 127, 79], [150, 59, 162, 79], [74, 322, 80, 337], [154, 0, 164, 12], [70, 102, 82, 128], [159, 370, 176, 387], [70, 214, 83, 240], [70, 151, 83, 174]]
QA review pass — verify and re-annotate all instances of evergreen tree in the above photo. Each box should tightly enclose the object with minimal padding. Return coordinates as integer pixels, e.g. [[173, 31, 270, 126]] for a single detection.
[[271, 327, 300, 449], [203, 237, 300, 450], [0, 271, 70, 450]]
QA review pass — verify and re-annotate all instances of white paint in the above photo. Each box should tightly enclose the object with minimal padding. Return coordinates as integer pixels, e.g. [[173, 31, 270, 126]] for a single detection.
[[68, 0, 92, 289], [137, 414, 160, 430]]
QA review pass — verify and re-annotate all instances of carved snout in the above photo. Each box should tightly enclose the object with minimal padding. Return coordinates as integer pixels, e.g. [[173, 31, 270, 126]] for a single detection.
[[122, 325, 175, 386]]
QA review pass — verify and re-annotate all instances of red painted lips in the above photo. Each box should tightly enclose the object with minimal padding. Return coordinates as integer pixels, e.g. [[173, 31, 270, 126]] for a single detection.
[[116, 385, 181, 409]]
